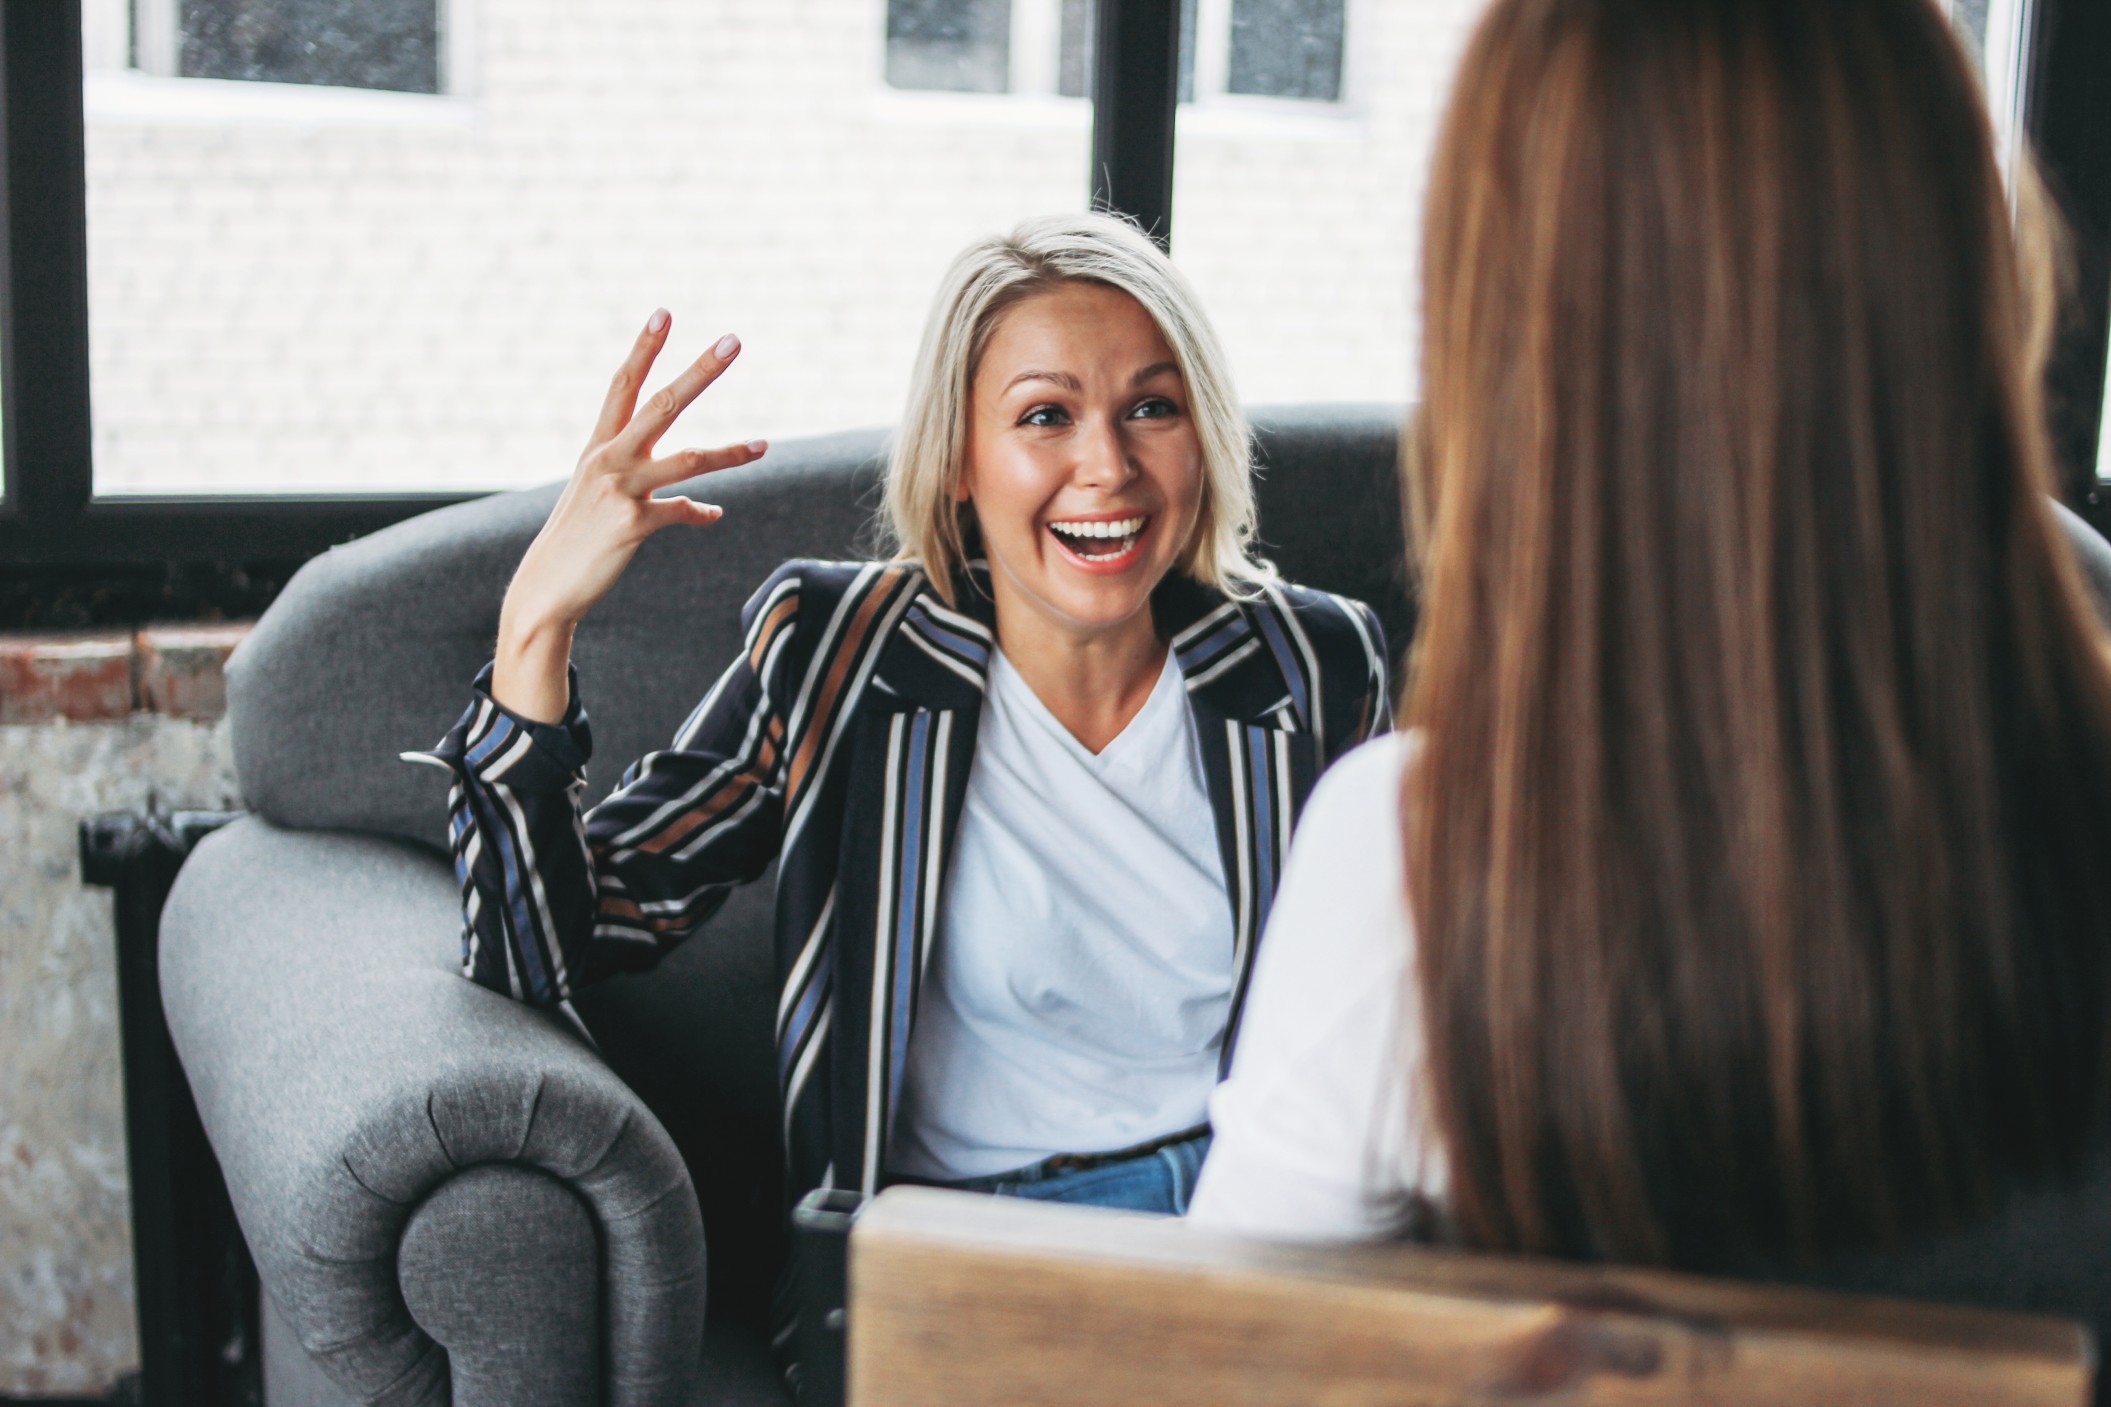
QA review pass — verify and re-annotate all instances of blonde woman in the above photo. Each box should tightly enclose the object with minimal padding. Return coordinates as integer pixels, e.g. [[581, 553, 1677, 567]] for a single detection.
[[424, 213, 1389, 1232]]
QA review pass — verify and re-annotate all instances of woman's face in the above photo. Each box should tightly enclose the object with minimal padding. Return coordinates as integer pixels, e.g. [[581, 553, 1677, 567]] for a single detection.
[[961, 281, 1205, 643]]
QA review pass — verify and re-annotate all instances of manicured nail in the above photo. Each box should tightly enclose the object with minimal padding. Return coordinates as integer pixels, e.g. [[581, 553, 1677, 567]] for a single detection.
[[714, 333, 740, 359], [746, 439, 768, 455], [647, 308, 669, 333]]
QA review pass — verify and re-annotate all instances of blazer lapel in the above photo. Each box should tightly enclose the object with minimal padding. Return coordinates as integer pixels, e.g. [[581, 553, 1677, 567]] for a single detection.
[[1161, 576, 1323, 1071], [837, 568, 992, 1190]]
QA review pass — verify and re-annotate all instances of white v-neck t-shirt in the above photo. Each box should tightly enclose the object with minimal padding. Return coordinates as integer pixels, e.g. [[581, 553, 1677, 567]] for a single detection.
[[1186, 730, 1440, 1239], [887, 644, 1236, 1181]]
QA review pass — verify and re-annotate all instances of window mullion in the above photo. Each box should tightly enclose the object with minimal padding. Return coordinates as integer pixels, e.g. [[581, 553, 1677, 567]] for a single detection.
[[133, 0, 177, 77], [1192, 0, 1231, 101], [1088, 0, 1182, 246], [1013, 0, 1063, 95]]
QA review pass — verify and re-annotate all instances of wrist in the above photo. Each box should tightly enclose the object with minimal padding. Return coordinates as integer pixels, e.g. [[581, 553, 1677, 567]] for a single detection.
[[492, 612, 577, 726], [497, 608, 577, 662]]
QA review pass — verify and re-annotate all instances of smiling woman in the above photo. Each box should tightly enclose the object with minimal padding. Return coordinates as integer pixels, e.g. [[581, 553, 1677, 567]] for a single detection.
[[415, 209, 1391, 1385]]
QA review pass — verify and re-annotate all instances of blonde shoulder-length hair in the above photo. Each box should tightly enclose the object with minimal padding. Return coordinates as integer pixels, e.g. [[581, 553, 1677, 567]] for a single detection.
[[882, 211, 1272, 605]]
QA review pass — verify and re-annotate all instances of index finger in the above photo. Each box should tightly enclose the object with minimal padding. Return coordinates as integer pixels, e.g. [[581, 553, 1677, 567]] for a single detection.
[[592, 308, 671, 447], [620, 332, 742, 453]]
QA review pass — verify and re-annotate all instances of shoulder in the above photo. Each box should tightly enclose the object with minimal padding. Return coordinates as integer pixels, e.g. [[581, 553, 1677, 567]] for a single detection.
[[1233, 731, 1421, 1097], [1254, 581, 1386, 674], [739, 558, 931, 636], [1190, 729, 1426, 1239], [1298, 731, 1418, 867], [1248, 579, 1391, 743]]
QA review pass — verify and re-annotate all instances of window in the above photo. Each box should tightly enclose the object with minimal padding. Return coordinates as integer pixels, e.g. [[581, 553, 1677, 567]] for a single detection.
[[81, 2, 1090, 496], [886, 0, 1012, 94], [1172, 0, 1474, 416], [10, 0, 2106, 566], [1946, 0, 2034, 177], [1227, 0, 1347, 101], [2101, 353, 2111, 485], [889, 0, 1350, 107], [134, 0, 442, 93]]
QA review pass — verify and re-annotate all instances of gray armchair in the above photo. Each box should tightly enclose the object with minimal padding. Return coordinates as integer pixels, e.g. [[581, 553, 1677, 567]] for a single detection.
[[156, 407, 1415, 1407]]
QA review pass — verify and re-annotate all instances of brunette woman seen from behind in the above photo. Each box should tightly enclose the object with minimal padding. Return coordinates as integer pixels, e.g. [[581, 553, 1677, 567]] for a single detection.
[[1190, 0, 2111, 1311]]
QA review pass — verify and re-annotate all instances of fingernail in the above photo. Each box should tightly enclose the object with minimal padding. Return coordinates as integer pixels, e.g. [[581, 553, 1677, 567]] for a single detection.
[[647, 308, 669, 333], [714, 333, 740, 359], [746, 439, 768, 455]]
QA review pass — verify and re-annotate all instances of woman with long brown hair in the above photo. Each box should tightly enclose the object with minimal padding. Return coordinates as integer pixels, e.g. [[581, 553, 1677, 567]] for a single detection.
[[1188, 0, 2111, 1283]]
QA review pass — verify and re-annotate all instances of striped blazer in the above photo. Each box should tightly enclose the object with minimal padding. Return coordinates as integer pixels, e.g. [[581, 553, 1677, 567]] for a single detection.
[[424, 558, 1389, 1205]]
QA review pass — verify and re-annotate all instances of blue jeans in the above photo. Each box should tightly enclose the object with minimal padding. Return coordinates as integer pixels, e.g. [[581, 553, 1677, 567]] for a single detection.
[[921, 1131, 1212, 1215]]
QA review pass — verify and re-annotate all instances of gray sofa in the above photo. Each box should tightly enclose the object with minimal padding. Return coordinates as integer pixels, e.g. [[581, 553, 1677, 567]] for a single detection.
[[159, 402, 2111, 1406], [157, 406, 1414, 1407]]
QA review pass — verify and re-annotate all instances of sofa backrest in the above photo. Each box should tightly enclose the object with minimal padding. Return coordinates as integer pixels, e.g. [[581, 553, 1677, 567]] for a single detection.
[[225, 404, 1413, 854]]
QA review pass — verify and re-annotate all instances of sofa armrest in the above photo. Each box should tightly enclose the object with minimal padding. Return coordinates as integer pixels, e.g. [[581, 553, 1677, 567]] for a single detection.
[[159, 817, 706, 1407]]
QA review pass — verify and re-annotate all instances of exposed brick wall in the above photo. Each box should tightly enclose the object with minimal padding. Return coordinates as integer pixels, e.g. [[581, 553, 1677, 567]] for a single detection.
[[0, 625, 250, 725]]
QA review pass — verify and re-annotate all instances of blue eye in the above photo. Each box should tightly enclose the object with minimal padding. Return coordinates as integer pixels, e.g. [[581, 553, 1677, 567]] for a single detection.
[[1021, 405, 1069, 427], [1130, 396, 1178, 420]]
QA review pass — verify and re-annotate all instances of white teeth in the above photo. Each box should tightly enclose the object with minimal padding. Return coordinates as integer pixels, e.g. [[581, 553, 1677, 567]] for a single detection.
[[1049, 516, 1147, 541]]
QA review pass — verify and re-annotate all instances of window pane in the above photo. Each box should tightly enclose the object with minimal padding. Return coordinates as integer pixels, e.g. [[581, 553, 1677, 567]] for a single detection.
[[2100, 348, 2111, 482], [1059, 0, 1088, 98], [177, 0, 439, 94], [1228, 0, 1344, 102], [1058, 0, 1197, 103], [886, 0, 1012, 94], [1951, 0, 1990, 64], [1172, 0, 1476, 421], [87, 5, 1090, 495]]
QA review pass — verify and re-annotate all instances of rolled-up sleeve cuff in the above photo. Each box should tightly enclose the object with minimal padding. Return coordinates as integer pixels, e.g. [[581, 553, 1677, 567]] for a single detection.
[[402, 661, 593, 790]]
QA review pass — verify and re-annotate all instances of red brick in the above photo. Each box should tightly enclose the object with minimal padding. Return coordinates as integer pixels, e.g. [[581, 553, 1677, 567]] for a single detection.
[[135, 623, 251, 722], [0, 634, 136, 724]]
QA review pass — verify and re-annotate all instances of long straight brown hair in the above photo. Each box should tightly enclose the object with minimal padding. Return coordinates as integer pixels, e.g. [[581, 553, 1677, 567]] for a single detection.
[[1408, 0, 2111, 1268]]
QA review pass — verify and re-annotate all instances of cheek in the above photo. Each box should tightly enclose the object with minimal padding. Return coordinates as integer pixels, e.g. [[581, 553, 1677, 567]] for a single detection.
[[1164, 445, 1207, 526], [964, 450, 1049, 542]]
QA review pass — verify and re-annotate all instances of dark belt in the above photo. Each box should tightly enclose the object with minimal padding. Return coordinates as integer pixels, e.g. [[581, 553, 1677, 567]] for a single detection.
[[1035, 1122, 1210, 1175]]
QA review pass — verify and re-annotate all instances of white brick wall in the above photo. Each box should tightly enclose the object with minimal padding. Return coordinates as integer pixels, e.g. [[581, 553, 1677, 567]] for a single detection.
[[84, 0, 1484, 493]]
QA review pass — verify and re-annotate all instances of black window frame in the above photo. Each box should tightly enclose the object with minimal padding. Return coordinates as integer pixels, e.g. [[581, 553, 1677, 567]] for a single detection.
[[5, 0, 2104, 581], [2028, 0, 2111, 532], [0, 0, 1178, 582]]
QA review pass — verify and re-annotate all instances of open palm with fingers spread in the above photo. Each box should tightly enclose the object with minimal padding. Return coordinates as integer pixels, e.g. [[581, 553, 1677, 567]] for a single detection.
[[492, 309, 767, 722]]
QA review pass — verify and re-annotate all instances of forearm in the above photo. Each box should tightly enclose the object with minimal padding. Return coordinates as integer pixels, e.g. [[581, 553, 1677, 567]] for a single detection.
[[493, 608, 577, 726]]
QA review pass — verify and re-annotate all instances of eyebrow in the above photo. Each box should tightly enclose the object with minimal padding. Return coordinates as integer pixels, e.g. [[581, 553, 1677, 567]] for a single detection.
[[1003, 369, 1082, 394], [1001, 361, 1182, 395]]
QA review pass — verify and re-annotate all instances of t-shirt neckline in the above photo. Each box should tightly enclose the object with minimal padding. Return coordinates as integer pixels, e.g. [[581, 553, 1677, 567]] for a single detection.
[[989, 643, 1183, 768]]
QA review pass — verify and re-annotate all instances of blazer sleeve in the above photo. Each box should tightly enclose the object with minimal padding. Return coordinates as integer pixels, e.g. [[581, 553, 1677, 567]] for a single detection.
[[415, 563, 805, 1006]]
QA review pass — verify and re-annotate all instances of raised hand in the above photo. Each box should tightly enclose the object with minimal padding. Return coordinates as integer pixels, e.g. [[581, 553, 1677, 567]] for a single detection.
[[492, 309, 767, 723]]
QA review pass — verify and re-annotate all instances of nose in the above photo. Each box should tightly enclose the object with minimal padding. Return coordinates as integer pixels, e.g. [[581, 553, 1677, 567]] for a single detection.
[[1072, 414, 1134, 490]]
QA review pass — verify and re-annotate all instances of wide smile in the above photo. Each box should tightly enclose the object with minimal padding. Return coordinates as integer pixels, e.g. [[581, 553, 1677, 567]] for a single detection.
[[1046, 514, 1152, 572]]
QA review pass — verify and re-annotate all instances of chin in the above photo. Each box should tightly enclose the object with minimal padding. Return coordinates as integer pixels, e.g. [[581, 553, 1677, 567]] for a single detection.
[[1032, 561, 1169, 634]]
